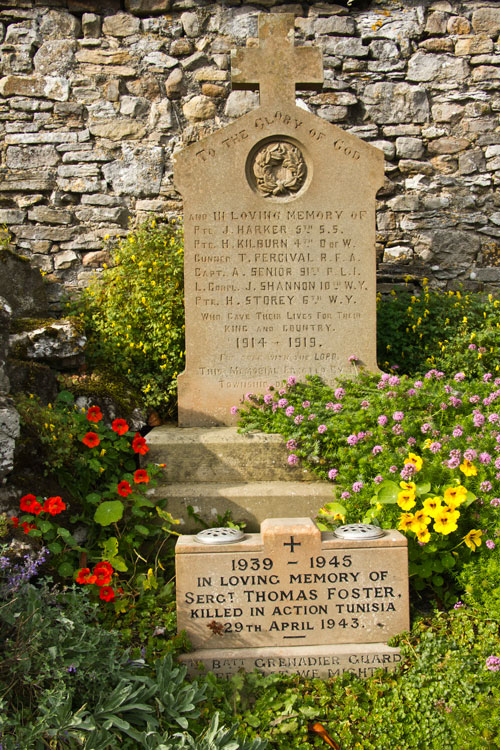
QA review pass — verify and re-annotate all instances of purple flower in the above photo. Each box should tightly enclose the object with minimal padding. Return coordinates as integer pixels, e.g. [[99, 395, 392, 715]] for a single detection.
[[288, 454, 299, 466], [325, 402, 334, 410], [285, 406, 295, 417], [393, 411, 404, 422], [328, 468, 338, 480], [479, 452, 492, 465], [421, 423, 432, 434], [294, 414, 304, 425], [374, 474, 384, 484], [414, 380, 423, 389], [468, 343, 477, 350], [278, 388, 286, 396], [286, 439, 297, 451], [264, 394, 273, 405], [348, 354, 358, 362], [287, 375, 297, 386], [334, 388, 345, 400], [430, 441, 442, 454], [407, 388, 417, 397], [372, 445, 383, 456], [245, 392, 253, 401], [278, 398, 288, 408], [341, 491, 351, 500], [473, 410, 485, 428], [67, 665, 77, 674], [464, 448, 477, 461], [307, 413, 316, 421], [483, 373, 493, 382], [333, 403, 343, 412], [392, 424, 404, 435], [480, 481, 492, 492], [352, 481, 364, 493], [469, 395, 480, 404], [378, 415, 388, 427], [485, 656, 500, 672], [302, 400, 310, 408], [389, 465, 398, 473], [490, 498, 500, 507], [486, 540, 496, 550], [400, 463, 416, 480], [407, 437, 417, 446], [347, 434, 358, 446], [496, 457, 500, 470], [454, 601, 464, 609], [318, 424, 327, 434], [447, 457, 460, 469], [489, 413, 500, 424], [272, 403, 278, 413], [230, 406, 238, 415], [449, 396, 462, 408], [452, 426, 463, 438], [361, 400, 370, 409], [389, 375, 400, 386], [454, 372, 465, 382]]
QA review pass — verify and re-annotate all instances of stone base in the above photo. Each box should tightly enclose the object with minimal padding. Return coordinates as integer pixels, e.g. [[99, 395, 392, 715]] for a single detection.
[[179, 642, 402, 680]]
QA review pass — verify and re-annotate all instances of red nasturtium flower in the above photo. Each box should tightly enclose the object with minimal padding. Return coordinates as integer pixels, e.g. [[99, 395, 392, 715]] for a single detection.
[[76, 568, 96, 584], [93, 561, 114, 587], [117, 480, 133, 498], [112, 418, 129, 436], [43, 496, 66, 515], [82, 432, 100, 448], [87, 406, 103, 423], [21, 522, 36, 534], [11, 517, 19, 527], [99, 586, 115, 602], [132, 433, 149, 456], [19, 494, 42, 515], [133, 469, 150, 484]]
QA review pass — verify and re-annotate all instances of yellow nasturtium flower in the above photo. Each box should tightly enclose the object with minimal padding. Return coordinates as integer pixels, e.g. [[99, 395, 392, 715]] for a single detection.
[[400, 481, 417, 493], [443, 485, 468, 505], [463, 529, 482, 551], [459, 459, 477, 477], [416, 527, 431, 544], [410, 509, 431, 534], [423, 496, 443, 518], [433, 509, 460, 535], [404, 453, 423, 472], [398, 513, 415, 532], [397, 490, 416, 511]]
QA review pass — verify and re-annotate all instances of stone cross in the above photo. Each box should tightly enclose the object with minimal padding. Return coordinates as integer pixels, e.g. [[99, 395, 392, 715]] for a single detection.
[[231, 14, 323, 107]]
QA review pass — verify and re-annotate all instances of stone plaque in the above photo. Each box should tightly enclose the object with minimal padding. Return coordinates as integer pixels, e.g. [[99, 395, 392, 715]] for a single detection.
[[174, 14, 384, 426], [176, 518, 409, 655]]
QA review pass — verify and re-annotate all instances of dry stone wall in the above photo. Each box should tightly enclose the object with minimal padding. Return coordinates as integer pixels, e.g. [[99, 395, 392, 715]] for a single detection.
[[1, 0, 500, 294]]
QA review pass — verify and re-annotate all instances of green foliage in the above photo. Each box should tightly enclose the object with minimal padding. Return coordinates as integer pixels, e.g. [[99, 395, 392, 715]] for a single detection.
[[377, 284, 500, 376], [458, 545, 500, 619], [72, 218, 185, 417]]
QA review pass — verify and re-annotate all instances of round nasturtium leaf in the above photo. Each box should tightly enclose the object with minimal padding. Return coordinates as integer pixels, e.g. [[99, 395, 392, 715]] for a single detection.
[[94, 501, 124, 526], [58, 562, 74, 578]]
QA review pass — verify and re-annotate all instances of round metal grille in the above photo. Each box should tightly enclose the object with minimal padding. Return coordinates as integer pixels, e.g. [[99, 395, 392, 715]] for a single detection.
[[194, 527, 245, 545], [334, 523, 384, 540]]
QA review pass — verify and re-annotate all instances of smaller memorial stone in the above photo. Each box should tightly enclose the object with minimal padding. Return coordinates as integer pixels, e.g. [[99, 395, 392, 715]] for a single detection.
[[176, 518, 409, 679]]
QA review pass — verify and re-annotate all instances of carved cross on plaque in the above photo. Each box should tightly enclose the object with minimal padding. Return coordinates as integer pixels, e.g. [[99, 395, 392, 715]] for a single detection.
[[231, 14, 323, 107]]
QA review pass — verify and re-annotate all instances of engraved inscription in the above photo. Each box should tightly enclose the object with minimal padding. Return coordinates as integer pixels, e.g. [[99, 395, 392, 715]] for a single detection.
[[250, 141, 307, 198]]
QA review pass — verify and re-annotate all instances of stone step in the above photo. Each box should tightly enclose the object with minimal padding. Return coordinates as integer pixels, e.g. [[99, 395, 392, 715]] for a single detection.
[[146, 425, 313, 483], [151, 480, 334, 532]]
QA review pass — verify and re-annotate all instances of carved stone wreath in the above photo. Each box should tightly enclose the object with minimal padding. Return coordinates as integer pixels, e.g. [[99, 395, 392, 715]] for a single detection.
[[251, 141, 307, 198]]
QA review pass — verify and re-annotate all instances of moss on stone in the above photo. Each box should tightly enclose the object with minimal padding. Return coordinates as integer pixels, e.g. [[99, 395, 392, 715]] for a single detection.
[[59, 369, 143, 416]]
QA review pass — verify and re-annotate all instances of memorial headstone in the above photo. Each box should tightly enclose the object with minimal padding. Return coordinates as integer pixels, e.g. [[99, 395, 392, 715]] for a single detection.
[[176, 518, 409, 679], [174, 13, 384, 427]]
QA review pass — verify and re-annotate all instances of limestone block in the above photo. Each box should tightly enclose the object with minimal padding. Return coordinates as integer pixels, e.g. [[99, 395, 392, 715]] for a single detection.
[[419, 38, 454, 53], [472, 8, 500, 36], [363, 82, 429, 124], [357, 8, 424, 41], [148, 99, 173, 130], [180, 51, 208, 71], [125, 0, 171, 15], [472, 66, 500, 82], [314, 16, 356, 35], [431, 101, 464, 122], [53, 251, 80, 271], [181, 11, 200, 37], [407, 51, 468, 82], [447, 16, 470, 35], [224, 90, 259, 118], [202, 83, 226, 98], [455, 35, 494, 56], [170, 39, 193, 56], [82, 13, 101, 37], [427, 137, 470, 155], [194, 67, 228, 82], [11, 225, 76, 242], [183, 95, 216, 121], [0, 397, 20, 480], [395, 137, 424, 159], [9, 318, 86, 368], [430, 229, 480, 265], [369, 140, 396, 160], [220, 7, 258, 39], [39, 10, 81, 40], [165, 67, 183, 99], [425, 12, 448, 35], [102, 13, 140, 37], [102, 145, 164, 196], [120, 95, 150, 116], [28, 207, 73, 224], [0, 75, 69, 101], [322, 37, 368, 58], [74, 206, 125, 223], [33, 40, 76, 75], [0, 210, 26, 224], [144, 51, 178, 68], [369, 39, 399, 60], [75, 48, 132, 65], [88, 120, 147, 140]]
